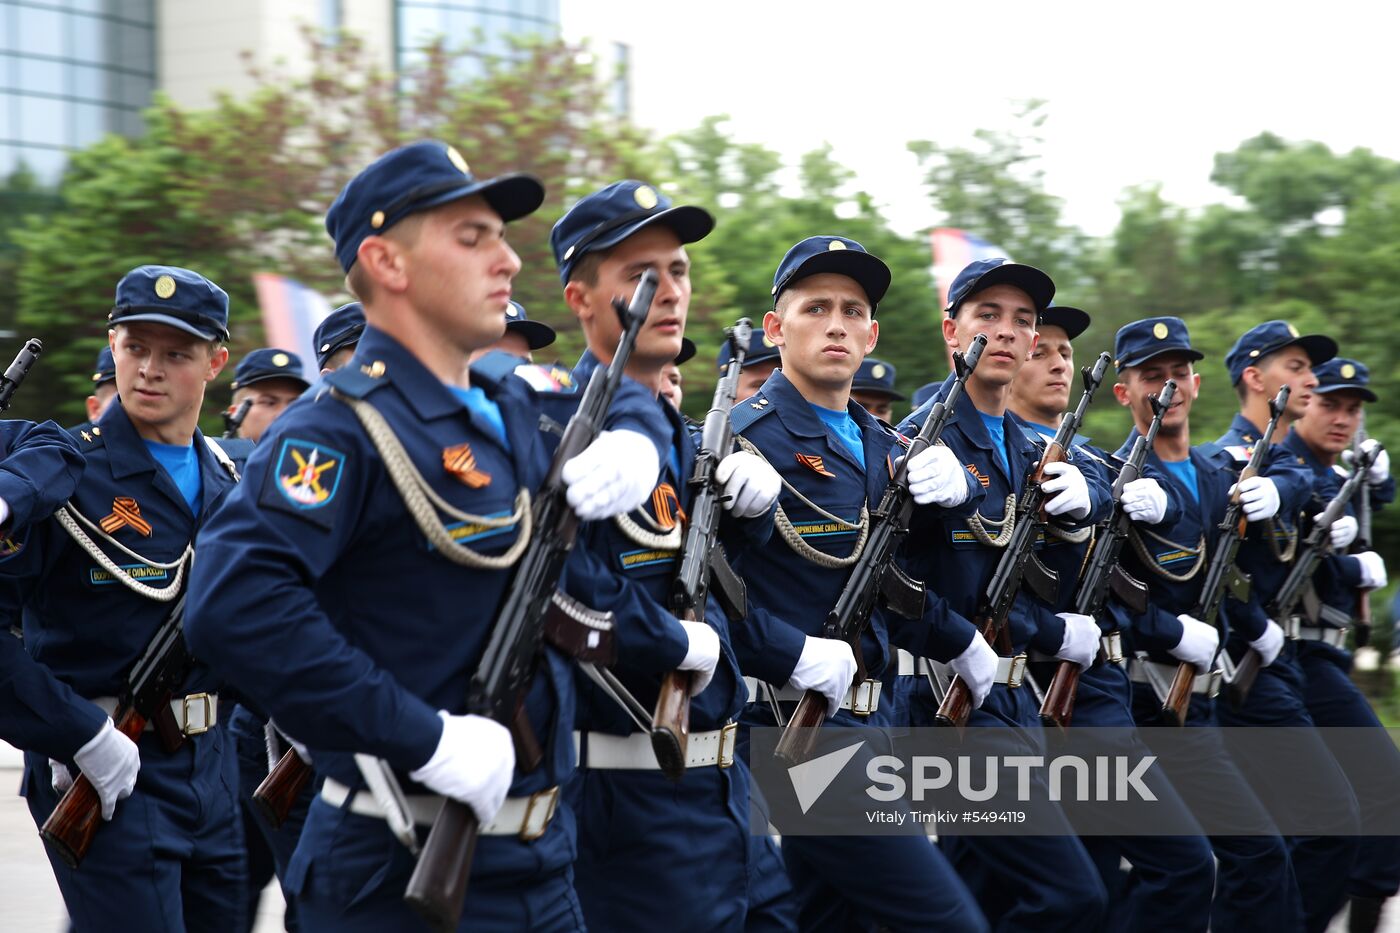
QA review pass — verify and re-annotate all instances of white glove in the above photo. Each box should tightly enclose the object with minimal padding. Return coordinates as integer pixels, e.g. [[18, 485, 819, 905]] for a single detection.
[[1229, 475, 1280, 522], [1249, 620, 1285, 669], [1326, 514, 1358, 551], [947, 636, 998, 710], [562, 430, 660, 521], [715, 451, 780, 519], [0, 496, 10, 529], [73, 718, 140, 820], [677, 619, 720, 696], [1121, 478, 1168, 525], [1041, 461, 1091, 520], [1356, 551, 1388, 590], [907, 444, 971, 508], [50, 760, 73, 793], [409, 711, 515, 824], [1055, 612, 1101, 671], [789, 636, 858, 718], [1345, 440, 1390, 485], [1170, 614, 1220, 674]]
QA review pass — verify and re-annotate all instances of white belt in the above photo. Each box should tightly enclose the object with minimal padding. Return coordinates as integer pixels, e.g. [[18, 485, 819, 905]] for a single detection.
[[320, 777, 558, 840], [894, 648, 917, 677], [745, 677, 882, 715], [1297, 625, 1349, 648], [993, 655, 1027, 687], [1101, 632, 1124, 664], [575, 725, 737, 770], [1128, 660, 1221, 697], [1280, 616, 1302, 639], [92, 693, 218, 735]]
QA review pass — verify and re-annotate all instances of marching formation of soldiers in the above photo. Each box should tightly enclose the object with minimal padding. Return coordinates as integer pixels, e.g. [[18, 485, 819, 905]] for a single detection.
[[0, 137, 1393, 933]]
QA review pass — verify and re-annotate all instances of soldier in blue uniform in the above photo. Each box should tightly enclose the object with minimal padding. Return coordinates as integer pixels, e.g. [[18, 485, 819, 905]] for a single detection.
[[1005, 304, 1216, 931], [185, 140, 669, 932], [848, 356, 903, 423], [6, 264, 247, 931], [549, 179, 788, 932], [312, 302, 365, 375], [1215, 321, 1361, 932], [83, 347, 119, 425], [1281, 358, 1398, 933], [897, 260, 1112, 931], [1108, 316, 1307, 931], [229, 348, 312, 443], [733, 236, 991, 932]]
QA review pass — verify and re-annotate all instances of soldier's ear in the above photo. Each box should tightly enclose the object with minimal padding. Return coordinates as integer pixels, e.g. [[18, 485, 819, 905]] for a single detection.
[[206, 345, 229, 382], [865, 318, 879, 353], [1112, 381, 1132, 408], [763, 309, 784, 348], [563, 280, 592, 322], [357, 236, 408, 296], [941, 316, 959, 349]]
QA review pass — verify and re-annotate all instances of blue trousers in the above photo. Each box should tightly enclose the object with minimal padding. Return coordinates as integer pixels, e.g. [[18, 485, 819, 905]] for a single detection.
[[24, 725, 248, 933], [742, 700, 987, 933], [1215, 643, 1360, 932], [1132, 685, 1305, 932], [1058, 661, 1215, 933], [286, 794, 584, 931], [229, 705, 310, 931], [1298, 642, 1400, 901]]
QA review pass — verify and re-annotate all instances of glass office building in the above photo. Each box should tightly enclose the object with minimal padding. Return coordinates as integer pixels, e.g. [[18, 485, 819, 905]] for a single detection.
[[396, 0, 560, 74], [0, 0, 155, 185]]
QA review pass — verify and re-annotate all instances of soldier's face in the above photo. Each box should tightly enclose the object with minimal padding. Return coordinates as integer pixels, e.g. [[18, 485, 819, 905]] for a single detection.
[[1015, 324, 1073, 415], [765, 274, 877, 392], [851, 391, 893, 421], [403, 196, 521, 353], [1245, 346, 1317, 420], [1295, 391, 1364, 456], [943, 285, 1038, 388], [660, 363, 683, 410], [735, 360, 778, 403], [234, 378, 305, 443], [569, 226, 690, 372], [1113, 353, 1199, 436], [110, 323, 226, 431]]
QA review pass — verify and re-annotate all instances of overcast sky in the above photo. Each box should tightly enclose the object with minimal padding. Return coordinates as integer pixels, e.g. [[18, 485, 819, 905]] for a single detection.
[[563, 0, 1394, 238]]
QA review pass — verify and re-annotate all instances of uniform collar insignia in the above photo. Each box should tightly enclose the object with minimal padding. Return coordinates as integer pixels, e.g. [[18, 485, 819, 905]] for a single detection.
[[100, 497, 153, 537], [443, 442, 491, 488], [796, 453, 835, 477]]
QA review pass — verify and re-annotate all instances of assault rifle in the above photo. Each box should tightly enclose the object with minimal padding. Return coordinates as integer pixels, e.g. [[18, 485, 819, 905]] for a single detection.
[[0, 338, 42, 410], [223, 398, 252, 439], [1353, 419, 1375, 647]]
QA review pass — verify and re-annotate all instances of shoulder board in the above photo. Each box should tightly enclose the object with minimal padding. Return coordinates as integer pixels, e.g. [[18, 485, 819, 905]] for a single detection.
[[70, 423, 107, 450], [731, 393, 775, 433], [511, 362, 577, 395], [467, 349, 524, 387], [1194, 441, 1225, 461], [323, 365, 388, 400]]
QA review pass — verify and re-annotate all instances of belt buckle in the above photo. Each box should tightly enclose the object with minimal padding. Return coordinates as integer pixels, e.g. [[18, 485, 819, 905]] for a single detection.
[[850, 679, 880, 717], [1006, 655, 1027, 689], [1201, 670, 1222, 698], [1282, 616, 1301, 640], [718, 722, 737, 769], [519, 786, 559, 842], [1102, 632, 1124, 665], [181, 693, 213, 736]]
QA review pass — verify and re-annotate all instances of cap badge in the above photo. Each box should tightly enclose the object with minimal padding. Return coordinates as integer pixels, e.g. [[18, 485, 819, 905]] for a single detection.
[[796, 453, 836, 478], [872, 364, 887, 378], [827, 240, 847, 251], [91, 373, 102, 382], [1341, 363, 1357, 379], [1152, 322, 1169, 340], [1286, 323, 1300, 338], [446, 146, 470, 176], [1249, 349, 1260, 358], [272, 352, 290, 367], [443, 443, 491, 489], [154, 275, 176, 300], [634, 185, 658, 210]]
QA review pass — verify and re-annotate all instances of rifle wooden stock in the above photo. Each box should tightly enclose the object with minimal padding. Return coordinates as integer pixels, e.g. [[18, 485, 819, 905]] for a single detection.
[[1160, 664, 1194, 726], [1040, 660, 1081, 731], [40, 705, 146, 868], [1355, 590, 1373, 648], [935, 619, 994, 733], [772, 690, 828, 765], [404, 799, 479, 933], [650, 670, 692, 779], [252, 749, 313, 829], [1225, 648, 1262, 710]]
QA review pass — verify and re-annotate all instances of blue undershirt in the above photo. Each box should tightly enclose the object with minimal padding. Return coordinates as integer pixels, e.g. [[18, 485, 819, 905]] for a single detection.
[[979, 411, 1010, 476], [448, 385, 510, 452], [1161, 457, 1199, 503], [143, 440, 202, 515], [810, 402, 865, 470]]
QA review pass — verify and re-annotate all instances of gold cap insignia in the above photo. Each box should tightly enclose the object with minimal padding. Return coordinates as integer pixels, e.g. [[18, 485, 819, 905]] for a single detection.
[[1152, 322, 1169, 339], [1249, 349, 1260, 358], [446, 146, 470, 175], [154, 275, 176, 299], [1286, 323, 1300, 338], [827, 240, 847, 251], [506, 305, 518, 318], [762, 335, 776, 348], [91, 373, 101, 382], [272, 352, 290, 367], [872, 364, 887, 378], [370, 210, 385, 229], [770, 285, 778, 295], [634, 185, 658, 209], [1341, 363, 1357, 379]]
